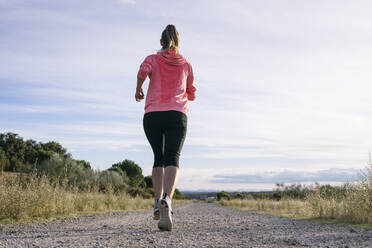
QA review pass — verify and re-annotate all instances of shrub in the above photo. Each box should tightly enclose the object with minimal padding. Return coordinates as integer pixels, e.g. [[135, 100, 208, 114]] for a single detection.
[[144, 175, 153, 188], [111, 160, 145, 188], [274, 183, 313, 200], [98, 170, 127, 192], [217, 191, 230, 201], [233, 193, 245, 199], [272, 191, 282, 201], [173, 188, 184, 199]]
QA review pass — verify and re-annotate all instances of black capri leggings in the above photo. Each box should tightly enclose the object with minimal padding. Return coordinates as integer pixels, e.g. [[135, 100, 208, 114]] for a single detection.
[[143, 110, 187, 168]]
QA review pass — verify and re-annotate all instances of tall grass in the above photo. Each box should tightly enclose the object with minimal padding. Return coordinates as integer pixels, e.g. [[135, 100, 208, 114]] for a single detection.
[[219, 165, 372, 225], [0, 174, 192, 222], [306, 165, 372, 224], [220, 199, 311, 217]]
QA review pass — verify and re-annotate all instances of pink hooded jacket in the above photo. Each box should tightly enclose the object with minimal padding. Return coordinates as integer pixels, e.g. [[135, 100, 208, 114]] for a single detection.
[[137, 49, 196, 114]]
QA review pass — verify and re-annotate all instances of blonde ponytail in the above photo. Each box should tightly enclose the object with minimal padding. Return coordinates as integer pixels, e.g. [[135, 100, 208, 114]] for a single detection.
[[161, 24, 180, 51]]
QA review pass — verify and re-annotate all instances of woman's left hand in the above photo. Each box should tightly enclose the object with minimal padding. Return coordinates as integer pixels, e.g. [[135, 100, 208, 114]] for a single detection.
[[135, 87, 144, 102]]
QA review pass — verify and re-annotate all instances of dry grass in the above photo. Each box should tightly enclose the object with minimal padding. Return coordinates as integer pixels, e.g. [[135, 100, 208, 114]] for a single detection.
[[219, 199, 312, 218], [0, 174, 194, 222], [218, 166, 372, 225], [219, 190, 372, 225], [306, 166, 372, 224], [306, 183, 372, 224]]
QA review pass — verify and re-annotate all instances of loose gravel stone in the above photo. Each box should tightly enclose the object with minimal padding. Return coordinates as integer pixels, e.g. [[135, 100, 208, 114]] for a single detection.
[[0, 202, 371, 247]]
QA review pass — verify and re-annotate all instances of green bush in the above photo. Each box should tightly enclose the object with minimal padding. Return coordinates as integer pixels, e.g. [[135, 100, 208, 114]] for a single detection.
[[273, 183, 314, 200], [173, 188, 184, 199], [272, 191, 282, 201], [98, 170, 128, 192], [144, 175, 153, 188], [233, 193, 245, 199], [217, 191, 230, 201], [0, 132, 73, 173], [110, 160, 145, 188]]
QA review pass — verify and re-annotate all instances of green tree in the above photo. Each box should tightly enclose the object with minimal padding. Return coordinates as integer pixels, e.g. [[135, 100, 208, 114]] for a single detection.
[[144, 175, 153, 188], [37, 150, 54, 163], [76, 160, 92, 170], [0, 132, 86, 174], [111, 159, 145, 188], [0, 132, 27, 172], [9, 157, 23, 172], [173, 188, 184, 199], [233, 193, 245, 199], [217, 191, 230, 201], [108, 166, 124, 176], [41, 141, 67, 155], [272, 191, 282, 201], [24, 139, 41, 167]]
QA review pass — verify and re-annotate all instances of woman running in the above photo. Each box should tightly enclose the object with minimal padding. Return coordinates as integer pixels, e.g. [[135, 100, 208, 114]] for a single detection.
[[135, 24, 196, 231]]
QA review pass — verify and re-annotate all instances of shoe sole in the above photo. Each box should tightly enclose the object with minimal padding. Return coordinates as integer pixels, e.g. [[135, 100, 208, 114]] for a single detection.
[[158, 199, 172, 231], [153, 210, 159, 220]]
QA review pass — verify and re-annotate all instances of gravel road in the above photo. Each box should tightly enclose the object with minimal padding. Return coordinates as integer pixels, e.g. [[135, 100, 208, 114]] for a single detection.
[[0, 202, 371, 247]]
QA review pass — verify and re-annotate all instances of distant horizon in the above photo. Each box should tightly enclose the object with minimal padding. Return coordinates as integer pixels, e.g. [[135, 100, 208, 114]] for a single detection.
[[1, 0, 372, 191], [177, 181, 353, 192], [2, 129, 362, 191], [0, 130, 364, 192]]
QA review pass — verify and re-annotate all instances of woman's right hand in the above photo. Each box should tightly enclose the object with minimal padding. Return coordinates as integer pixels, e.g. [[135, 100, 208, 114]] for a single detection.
[[135, 87, 144, 102]]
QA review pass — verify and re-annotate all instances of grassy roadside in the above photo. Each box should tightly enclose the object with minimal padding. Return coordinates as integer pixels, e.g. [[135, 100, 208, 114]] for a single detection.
[[213, 165, 372, 229], [215, 199, 372, 229], [0, 174, 196, 224]]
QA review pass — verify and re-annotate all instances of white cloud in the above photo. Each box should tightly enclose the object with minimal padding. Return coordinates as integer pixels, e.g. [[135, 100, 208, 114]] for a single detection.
[[117, 0, 135, 5]]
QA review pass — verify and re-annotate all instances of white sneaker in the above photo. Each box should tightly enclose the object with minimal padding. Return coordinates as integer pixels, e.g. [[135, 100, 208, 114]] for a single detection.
[[153, 200, 160, 220], [158, 195, 173, 231]]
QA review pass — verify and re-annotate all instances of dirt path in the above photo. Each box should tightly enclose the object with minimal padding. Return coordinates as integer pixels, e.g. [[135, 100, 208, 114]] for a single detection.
[[0, 202, 371, 247]]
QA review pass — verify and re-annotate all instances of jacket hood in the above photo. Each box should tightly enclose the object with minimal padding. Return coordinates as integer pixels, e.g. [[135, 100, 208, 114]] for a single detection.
[[156, 49, 187, 66]]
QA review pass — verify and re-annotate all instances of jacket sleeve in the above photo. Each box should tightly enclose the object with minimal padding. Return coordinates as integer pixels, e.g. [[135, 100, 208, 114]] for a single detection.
[[137, 56, 153, 80], [186, 63, 196, 101]]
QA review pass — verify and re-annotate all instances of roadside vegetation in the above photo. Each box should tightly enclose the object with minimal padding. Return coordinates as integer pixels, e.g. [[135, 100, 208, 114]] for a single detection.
[[0, 132, 192, 223], [215, 165, 372, 226]]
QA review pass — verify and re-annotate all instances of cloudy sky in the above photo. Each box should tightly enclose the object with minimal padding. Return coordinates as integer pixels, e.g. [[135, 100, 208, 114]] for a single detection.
[[1, 0, 371, 191]]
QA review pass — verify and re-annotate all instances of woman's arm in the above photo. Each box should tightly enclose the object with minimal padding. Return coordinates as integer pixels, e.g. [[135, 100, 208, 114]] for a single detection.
[[135, 56, 153, 102], [135, 76, 145, 102], [186, 64, 196, 101]]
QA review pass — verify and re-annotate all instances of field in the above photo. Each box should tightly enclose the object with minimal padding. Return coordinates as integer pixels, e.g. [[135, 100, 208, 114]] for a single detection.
[[0, 172, 194, 223], [216, 165, 372, 227]]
